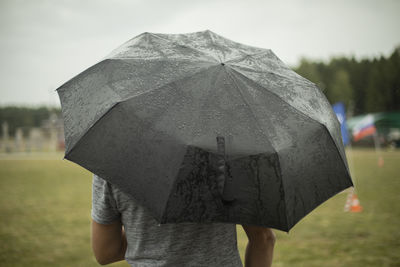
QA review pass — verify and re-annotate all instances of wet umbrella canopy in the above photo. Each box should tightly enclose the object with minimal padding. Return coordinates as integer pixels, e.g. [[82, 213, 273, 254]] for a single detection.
[[57, 30, 353, 232]]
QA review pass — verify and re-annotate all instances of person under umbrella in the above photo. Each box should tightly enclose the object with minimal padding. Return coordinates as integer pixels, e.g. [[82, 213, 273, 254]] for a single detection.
[[88, 31, 280, 267], [57, 30, 353, 267], [92, 173, 275, 266]]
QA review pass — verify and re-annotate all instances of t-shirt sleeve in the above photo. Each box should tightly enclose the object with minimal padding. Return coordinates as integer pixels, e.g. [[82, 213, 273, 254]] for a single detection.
[[91, 174, 121, 224]]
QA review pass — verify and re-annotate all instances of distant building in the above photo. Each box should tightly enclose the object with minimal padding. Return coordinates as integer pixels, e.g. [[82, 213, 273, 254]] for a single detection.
[[0, 113, 65, 153], [40, 113, 65, 151]]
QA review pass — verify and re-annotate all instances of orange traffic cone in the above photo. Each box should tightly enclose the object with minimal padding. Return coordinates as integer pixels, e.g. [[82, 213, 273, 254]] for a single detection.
[[350, 193, 363, 213]]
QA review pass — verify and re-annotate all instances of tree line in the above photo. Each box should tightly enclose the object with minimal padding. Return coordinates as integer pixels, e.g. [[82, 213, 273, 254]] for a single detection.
[[294, 46, 400, 117], [0, 106, 60, 137], [1, 46, 399, 137]]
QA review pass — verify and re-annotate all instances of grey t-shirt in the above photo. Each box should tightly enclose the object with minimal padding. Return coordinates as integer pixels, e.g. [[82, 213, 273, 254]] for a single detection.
[[91, 174, 243, 267]]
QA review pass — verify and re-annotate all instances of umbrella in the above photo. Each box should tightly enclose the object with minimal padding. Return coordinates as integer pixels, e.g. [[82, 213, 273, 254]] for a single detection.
[[57, 30, 353, 232]]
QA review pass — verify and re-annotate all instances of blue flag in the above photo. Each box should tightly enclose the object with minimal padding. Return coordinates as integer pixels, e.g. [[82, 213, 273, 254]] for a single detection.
[[332, 102, 349, 146]]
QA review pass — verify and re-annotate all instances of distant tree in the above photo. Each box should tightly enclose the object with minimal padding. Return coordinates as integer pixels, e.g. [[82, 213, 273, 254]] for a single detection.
[[328, 69, 354, 112], [346, 58, 370, 115], [387, 47, 400, 111], [293, 45, 400, 116], [296, 58, 321, 82], [365, 57, 388, 112], [0, 106, 61, 137], [365, 48, 400, 113]]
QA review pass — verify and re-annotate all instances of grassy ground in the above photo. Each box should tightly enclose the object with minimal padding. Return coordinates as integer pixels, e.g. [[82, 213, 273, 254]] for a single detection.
[[0, 149, 399, 266]]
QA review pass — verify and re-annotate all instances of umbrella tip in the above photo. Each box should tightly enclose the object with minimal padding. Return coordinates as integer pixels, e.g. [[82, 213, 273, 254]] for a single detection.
[[221, 62, 225, 66]]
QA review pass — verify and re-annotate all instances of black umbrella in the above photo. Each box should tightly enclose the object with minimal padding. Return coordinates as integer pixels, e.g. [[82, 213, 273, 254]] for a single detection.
[[57, 30, 353, 232]]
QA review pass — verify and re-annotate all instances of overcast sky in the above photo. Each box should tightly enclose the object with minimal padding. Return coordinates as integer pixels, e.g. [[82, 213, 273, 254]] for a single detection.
[[1, 0, 399, 106]]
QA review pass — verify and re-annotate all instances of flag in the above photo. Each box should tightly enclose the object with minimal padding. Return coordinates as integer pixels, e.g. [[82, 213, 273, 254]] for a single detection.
[[352, 114, 377, 141], [332, 102, 350, 146]]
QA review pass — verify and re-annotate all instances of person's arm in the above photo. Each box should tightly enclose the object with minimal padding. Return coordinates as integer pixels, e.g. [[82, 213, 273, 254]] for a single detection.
[[242, 225, 276, 267], [91, 219, 127, 265], [91, 174, 126, 265]]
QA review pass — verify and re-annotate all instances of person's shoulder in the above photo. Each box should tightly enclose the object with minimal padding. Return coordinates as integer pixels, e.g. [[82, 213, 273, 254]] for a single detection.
[[92, 173, 128, 200], [92, 173, 111, 188]]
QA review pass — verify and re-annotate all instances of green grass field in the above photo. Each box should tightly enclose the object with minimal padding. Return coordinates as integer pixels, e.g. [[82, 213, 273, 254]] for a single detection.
[[0, 149, 399, 266]]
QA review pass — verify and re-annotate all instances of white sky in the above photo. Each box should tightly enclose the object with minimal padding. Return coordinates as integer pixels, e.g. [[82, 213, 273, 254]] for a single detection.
[[1, 0, 399, 106]]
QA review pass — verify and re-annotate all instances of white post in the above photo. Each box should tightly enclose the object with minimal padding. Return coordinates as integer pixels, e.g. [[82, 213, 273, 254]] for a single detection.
[[372, 132, 384, 167], [2, 121, 10, 153]]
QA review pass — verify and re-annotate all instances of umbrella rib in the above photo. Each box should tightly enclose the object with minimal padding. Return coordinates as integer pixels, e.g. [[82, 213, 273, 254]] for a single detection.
[[108, 57, 217, 67], [230, 67, 352, 187], [117, 64, 219, 104], [224, 51, 270, 64], [225, 69, 278, 151], [204, 30, 224, 63], [64, 64, 220, 157], [64, 101, 119, 157], [104, 32, 147, 58], [147, 32, 220, 63], [229, 61, 314, 85], [104, 58, 217, 99], [107, 32, 220, 63], [225, 69, 289, 229]]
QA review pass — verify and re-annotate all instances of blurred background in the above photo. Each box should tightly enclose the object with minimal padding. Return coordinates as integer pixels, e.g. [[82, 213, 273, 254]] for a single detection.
[[0, 0, 399, 266]]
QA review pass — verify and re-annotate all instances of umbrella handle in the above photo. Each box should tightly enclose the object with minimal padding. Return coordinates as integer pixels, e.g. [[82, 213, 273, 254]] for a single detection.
[[216, 136, 235, 203]]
